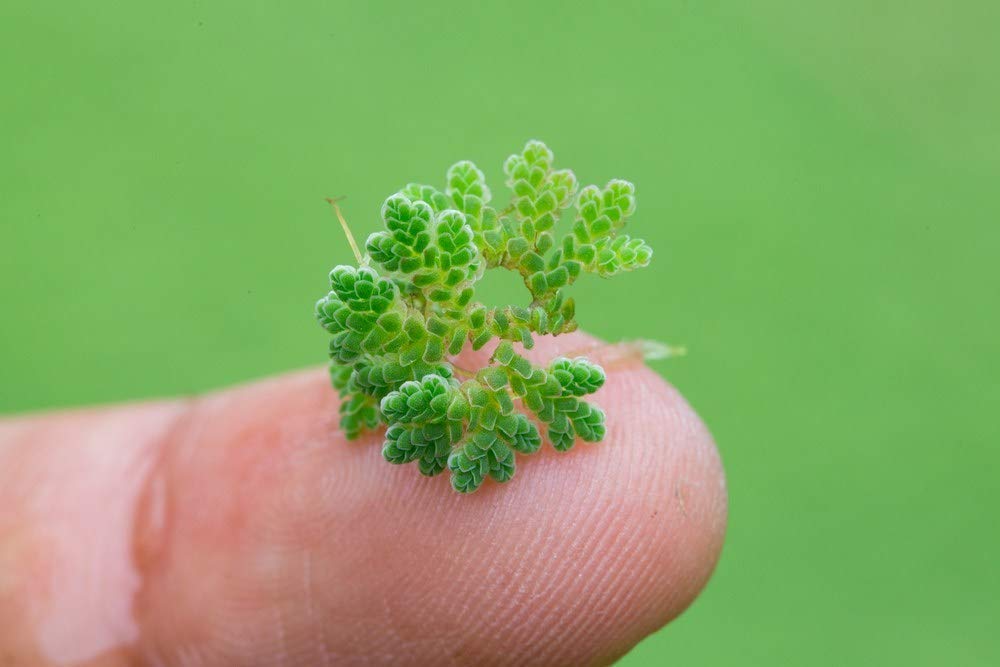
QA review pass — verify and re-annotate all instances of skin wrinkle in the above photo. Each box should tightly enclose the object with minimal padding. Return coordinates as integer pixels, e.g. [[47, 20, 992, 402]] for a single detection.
[[0, 401, 189, 667], [500, 395, 611, 660], [525, 494, 620, 662], [543, 374, 718, 666], [133, 395, 213, 667], [544, 479, 627, 651], [556, 506, 641, 657], [68, 408, 170, 664], [450, 500, 515, 641], [133, 397, 194, 590], [506, 374, 643, 664], [446, 478, 564, 664], [462, 404, 640, 664], [471, 513, 541, 648], [162, 388, 282, 665]]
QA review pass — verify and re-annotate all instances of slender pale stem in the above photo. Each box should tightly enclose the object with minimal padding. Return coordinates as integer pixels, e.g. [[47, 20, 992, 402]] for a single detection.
[[326, 196, 363, 264]]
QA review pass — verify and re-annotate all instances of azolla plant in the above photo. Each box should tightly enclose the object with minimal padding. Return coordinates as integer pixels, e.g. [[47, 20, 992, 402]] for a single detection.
[[316, 140, 652, 492]]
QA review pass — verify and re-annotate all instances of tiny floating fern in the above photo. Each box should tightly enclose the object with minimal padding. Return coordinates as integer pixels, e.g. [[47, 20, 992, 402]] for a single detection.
[[316, 140, 652, 492]]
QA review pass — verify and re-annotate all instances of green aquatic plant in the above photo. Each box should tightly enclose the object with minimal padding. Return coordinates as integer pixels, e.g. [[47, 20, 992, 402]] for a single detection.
[[316, 140, 652, 492]]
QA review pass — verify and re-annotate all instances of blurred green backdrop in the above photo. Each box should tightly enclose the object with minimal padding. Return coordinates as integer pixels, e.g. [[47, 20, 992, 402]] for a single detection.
[[2, 1, 998, 664]]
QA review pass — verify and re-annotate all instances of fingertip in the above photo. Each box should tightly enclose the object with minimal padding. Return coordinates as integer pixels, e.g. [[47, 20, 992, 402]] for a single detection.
[[136, 335, 727, 665]]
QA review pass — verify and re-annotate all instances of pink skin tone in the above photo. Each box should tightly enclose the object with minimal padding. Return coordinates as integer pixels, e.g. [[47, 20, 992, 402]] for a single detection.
[[0, 333, 727, 666]]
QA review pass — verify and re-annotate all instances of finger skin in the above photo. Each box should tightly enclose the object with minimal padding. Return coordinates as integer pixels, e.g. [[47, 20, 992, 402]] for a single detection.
[[0, 333, 727, 666]]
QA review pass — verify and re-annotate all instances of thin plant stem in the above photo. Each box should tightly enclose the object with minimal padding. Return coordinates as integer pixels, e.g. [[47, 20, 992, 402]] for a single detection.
[[326, 196, 364, 264]]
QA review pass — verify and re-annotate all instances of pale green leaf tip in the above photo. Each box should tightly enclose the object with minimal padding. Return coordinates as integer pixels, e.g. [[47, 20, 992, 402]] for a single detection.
[[633, 339, 688, 360]]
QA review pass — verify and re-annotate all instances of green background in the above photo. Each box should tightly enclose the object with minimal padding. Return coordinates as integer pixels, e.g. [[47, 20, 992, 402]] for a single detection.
[[2, 1, 997, 664]]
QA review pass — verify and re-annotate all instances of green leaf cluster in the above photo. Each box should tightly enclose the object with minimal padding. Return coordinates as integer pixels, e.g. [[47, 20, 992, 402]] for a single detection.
[[316, 140, 652, 492]]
